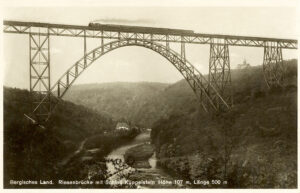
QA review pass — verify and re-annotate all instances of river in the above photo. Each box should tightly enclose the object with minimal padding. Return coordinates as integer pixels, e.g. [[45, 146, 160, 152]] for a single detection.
[[105, 131, 185, 188]]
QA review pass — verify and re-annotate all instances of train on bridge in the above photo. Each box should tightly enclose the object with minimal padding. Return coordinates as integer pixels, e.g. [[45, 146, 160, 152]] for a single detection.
[[88, 22, 194, 35]]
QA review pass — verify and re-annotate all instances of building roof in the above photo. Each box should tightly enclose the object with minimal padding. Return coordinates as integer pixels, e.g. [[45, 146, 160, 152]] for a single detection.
[[116, 122, 130, 129]]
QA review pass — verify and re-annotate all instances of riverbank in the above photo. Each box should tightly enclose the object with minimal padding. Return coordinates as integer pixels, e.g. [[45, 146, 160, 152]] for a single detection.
[[106, 131, 188, 188], [124, 143, 154, 168], [56, 129, 141, 188]]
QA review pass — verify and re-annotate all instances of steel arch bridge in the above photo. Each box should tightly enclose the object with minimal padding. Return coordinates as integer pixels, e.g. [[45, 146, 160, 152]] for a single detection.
[[3, 20, 298, 123]]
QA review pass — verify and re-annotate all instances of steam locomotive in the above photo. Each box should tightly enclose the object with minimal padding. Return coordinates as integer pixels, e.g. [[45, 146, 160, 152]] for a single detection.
[[88, 22, 194, 35]]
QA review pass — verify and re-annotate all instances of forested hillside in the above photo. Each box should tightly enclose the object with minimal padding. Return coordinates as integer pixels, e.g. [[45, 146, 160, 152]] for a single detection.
[[4, 87, 115, 187], [150, 59, 297, 188], [64, 81, 197, 127], [65, 82, 169, 126]]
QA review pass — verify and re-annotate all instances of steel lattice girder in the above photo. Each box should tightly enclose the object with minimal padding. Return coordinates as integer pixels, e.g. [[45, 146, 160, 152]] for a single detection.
[[3, 20, 298, 49], [263, 42, 285, 88], [208, 43, 232, 111], [29, 31, 51, 122], [36, 39, 230, 121]]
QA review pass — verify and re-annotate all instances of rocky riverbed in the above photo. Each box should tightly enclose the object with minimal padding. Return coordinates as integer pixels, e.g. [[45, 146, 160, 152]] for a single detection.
[[106, 131, 187, 188]]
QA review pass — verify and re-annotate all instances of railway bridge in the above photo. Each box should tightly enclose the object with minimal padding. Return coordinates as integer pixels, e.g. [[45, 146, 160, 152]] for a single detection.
[[3, 20, 298, 123]]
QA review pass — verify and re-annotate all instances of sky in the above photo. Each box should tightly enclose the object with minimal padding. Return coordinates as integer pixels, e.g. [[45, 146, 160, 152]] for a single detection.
[[2, 6, 298, 89]]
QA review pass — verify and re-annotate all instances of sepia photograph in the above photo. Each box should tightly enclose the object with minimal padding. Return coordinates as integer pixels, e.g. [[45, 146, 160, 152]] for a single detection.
[[1, 0, 299, 191]]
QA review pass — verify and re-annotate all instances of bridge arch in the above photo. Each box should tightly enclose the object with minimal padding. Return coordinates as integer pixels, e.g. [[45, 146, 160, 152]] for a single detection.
[[35, 39, 230, 121]]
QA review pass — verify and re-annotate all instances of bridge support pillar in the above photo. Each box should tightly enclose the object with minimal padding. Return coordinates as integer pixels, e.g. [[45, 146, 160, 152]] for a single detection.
[[208, 43, 232, 111], [101, 30, 104, 52], [84, 30, 87, 68], [181, 36, 186, 61], [166, 35, 170, 50], [180, 42, 185, 61], [29, 30, 51, 123], [263, 42, 285, 88]]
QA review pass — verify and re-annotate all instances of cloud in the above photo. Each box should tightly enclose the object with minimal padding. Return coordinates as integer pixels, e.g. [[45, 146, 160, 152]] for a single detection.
[[90, 18, 156, 25]]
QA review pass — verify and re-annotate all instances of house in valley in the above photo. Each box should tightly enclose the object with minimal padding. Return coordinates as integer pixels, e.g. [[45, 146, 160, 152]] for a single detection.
[[116, 122, 130, 131]]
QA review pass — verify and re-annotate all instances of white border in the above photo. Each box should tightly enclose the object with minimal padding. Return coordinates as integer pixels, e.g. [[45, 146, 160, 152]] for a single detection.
[[0, 0, 299, 193]]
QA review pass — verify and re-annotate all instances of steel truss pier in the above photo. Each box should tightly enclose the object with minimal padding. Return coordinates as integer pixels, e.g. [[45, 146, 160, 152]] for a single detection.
[[208, 43, 232, 111], [263, 42, 285, 88], [29, 29, 51, 122]]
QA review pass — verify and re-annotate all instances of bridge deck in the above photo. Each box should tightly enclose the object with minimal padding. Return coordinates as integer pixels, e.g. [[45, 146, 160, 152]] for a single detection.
[[3, 20, 298, 49]]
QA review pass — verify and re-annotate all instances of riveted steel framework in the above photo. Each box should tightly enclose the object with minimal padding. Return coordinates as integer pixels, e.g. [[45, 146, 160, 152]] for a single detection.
[[3, 20, 298, 123], [208, 43, 232, 111], [3, 20, 297, 49], [263, 42, 285, 88], [29, 29, 51, 122], [43, 39, 230, 121]]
